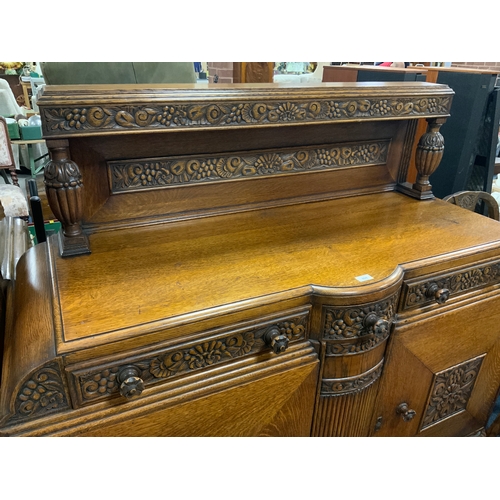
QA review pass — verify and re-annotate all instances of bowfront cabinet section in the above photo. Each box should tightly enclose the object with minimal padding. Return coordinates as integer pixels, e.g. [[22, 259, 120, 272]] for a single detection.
[[310, 278, 402, 437], [371, 266, 500, 437]]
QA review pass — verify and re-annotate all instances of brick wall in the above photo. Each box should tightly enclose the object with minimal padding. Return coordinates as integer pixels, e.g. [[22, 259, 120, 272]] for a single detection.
[[451, 62, 500, 72], [207, 62, 233, 83]]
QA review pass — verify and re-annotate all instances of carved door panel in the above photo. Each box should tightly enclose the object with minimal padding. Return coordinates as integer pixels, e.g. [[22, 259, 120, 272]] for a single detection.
[[371, 293, 500, 437]]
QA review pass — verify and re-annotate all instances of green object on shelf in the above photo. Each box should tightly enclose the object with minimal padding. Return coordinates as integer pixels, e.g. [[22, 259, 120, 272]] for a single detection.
[[6, 118, 20, 139], [28, 220, 61, 245], [19, 125, 42, 140]]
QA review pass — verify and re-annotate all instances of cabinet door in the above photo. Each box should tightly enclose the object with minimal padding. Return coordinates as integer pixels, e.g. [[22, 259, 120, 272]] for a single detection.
[[371, 293, 500, 436]]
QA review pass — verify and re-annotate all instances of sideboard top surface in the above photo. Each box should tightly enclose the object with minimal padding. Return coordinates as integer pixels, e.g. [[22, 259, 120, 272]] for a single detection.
[[38, 81, 454, 99], [40, 191, 500, 348]]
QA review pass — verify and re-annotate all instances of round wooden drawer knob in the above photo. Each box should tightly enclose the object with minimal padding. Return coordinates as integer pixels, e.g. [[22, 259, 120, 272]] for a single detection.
[[426, 283, 450, 304], [396, 402, 417, 422], [363, 312, 389, 334], [264, 326, 289, 354], [117, 366, 144, 400]]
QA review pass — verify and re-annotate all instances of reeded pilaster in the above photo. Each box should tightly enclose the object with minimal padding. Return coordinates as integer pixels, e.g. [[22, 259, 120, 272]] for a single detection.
[[311, 290, 400, 436]]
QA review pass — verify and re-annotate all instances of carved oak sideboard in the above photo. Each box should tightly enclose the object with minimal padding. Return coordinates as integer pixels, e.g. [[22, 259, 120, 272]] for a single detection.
[[1, 82, 500, 437]]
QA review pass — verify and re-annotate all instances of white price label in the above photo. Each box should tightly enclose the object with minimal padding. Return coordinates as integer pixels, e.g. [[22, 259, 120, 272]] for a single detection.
[[355, 274, 374, 282]]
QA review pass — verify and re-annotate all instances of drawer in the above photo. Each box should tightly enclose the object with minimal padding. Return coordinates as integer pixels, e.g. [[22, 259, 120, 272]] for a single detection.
[[400, 258, 500, 312], [65, 307, 310, 408], [321, 290, 400, 357]]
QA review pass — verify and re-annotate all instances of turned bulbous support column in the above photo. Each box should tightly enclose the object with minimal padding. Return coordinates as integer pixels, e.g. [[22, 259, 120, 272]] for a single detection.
[[412, 118, 445, 199], [44, 139, 91, 257]]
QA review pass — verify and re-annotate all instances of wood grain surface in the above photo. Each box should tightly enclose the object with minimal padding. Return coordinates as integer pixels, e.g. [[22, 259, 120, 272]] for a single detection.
[[51, 192, 500, 343]]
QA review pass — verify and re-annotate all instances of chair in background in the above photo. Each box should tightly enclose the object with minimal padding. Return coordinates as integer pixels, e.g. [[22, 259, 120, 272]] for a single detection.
[[0, 116, 30, 221], [443, 190, 500, 220], [0, 116, 19, 187]]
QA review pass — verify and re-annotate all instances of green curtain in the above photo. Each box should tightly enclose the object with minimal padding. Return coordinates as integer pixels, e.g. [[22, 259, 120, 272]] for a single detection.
[[40, 62, 197, 85]]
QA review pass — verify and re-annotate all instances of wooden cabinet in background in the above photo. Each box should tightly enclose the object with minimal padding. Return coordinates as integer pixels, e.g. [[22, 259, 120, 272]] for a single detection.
[[322, 64, 427, 83], [0, 74, 25, 107], [233, 62, 274, 83], [1, 81, 500, 436]]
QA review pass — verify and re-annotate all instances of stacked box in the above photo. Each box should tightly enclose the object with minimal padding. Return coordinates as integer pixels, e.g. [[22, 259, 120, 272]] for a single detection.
[[19, 125, 42, 140], [4, 117, 20, 139]]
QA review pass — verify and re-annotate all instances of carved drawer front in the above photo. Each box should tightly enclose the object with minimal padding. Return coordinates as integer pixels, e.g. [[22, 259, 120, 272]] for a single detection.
[[401, 259, 500, 311], [66, 307, 310, 409], [321, 291, 399, 356]]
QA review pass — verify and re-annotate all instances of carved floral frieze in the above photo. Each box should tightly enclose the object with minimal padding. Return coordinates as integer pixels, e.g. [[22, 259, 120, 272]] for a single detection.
[[108, 141, 389, 192], [5, 362, 69, 425], [73, 315, 307, 405], [149, 332, 257, 379], [421, 356, 484, 430], [404, 261, 500, 309], [40, 96, 452, 135], [321, 360, 384, 397], [323, 293, 398, 355]]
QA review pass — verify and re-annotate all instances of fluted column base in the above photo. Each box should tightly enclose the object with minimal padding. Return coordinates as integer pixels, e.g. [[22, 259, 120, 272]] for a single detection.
[[397, 117, 446, 200], [57, 231, 90, 257], [44, 139, 91, 257]]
